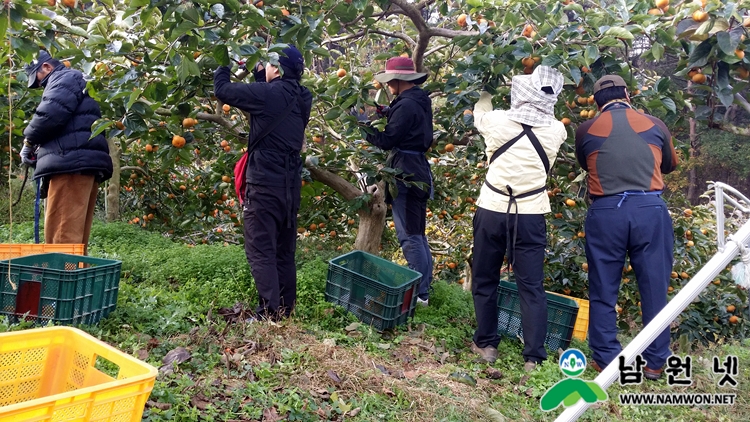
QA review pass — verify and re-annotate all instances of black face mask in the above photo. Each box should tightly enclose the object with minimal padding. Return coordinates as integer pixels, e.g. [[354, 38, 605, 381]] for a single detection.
[[252, 64, 266, 83]]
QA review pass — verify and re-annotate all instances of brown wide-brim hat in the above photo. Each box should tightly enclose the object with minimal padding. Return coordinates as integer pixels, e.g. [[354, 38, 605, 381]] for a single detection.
[[374, 56, 428, 84]]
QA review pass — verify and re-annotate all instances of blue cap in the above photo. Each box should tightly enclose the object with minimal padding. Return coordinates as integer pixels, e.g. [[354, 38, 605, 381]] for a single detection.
[[277, 45, 304, 79], [25, 50, 53, 89]]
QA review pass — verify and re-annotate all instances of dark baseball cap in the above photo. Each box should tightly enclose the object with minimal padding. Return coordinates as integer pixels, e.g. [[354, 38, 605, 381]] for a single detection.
[[24, 50, 53, 89], [593, 75, 627, 94]]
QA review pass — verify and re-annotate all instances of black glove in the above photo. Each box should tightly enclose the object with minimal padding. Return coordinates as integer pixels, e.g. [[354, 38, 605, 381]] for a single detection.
[[375, 104, 390, 118], [251, 63, 266, 83], [349, 107, 370, 124], [481, 73, 499, 94], [20, 142, 37, 167]]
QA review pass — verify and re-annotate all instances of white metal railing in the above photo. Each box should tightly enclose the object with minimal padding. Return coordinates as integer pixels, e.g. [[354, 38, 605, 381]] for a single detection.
[[555, 182, 750, 422]]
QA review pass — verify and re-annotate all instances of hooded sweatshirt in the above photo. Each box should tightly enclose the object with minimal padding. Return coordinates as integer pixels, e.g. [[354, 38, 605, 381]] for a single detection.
[[366, 86, 433, 192]]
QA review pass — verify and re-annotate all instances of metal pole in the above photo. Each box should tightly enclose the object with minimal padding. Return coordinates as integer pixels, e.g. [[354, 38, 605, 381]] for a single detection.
[[554, 215, 750, 422]]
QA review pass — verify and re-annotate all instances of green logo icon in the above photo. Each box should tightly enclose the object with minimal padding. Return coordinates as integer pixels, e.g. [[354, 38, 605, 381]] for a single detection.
[[540, 349, 608, 412]]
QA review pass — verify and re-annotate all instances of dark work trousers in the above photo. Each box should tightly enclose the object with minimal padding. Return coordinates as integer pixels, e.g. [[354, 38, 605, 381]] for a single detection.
[[585, 194, 673, 370], [243, 182, 300, 319], [472, 207, 548, 363], [391, 181, 433, 300]]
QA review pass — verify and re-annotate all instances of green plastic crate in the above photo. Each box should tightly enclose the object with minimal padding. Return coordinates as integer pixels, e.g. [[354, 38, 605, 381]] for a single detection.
[[0, 253, 122, 325], [326, 250, 421, 331], [497, 280, 579, 351]]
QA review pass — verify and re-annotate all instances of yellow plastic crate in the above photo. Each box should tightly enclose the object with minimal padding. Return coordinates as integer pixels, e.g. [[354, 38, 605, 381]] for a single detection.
[[0, 327, 157, 421], [0, 244, 85, 261], [548, 292, 589, 341]]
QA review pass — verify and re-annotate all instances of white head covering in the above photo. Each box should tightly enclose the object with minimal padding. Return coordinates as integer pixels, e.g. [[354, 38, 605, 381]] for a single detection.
[[506, 66, 564, 127]]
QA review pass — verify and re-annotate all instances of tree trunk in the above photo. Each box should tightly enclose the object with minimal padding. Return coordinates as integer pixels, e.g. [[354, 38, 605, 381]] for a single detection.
[[353, 182, 387, 254], [687, 117, 699, 204], [106, 138, 121, 222], [307, 164, 387, 255]]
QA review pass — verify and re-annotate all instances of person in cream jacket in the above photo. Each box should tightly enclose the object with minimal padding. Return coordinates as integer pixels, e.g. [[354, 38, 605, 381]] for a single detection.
[[469, 66, 567, 372]]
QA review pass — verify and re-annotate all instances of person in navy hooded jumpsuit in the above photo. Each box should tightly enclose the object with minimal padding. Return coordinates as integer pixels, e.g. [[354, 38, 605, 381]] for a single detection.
[[367, 56, 434, 305], [214, 46, 313, 320]]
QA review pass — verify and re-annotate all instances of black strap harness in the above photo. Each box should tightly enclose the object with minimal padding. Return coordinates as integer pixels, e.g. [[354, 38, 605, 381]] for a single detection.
[[483, 124, 550, 270]]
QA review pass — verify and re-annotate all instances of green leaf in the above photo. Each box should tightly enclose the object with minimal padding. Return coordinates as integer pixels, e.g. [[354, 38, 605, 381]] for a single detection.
[[603, 27, 634, 41], [90, 119, 114, 139], [324, 109, 342, 120], [127, 88, 143, 110], [130, 0, 149, 7], [597, 37, 621, 47], [661, 97, 676, 114], [688, 39, 713, 69], [312, 47, 330, 57], [717, 31, 734, 55], [182, 8, 201, 25], [584, 45, 599, 63], [716, 87, 734, 107], [0, 13, 7, 41], [716, 61, 730, 89], [213, 45, 229, 66], [651, 42, 664, 61]]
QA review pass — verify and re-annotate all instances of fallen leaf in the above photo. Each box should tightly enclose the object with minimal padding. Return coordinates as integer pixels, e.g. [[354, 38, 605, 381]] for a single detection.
[[518, 374, 530, 387], [486, 367, 503, 380], [376, 343, 391, 350], [159, 347, 191, 375], [190, 395, 210, 410], [146, 401, 172, 410], [525, 388, 533, 397], [374, 364, 389, 375], [403, 370, 420, 379], [391, 370, 405, 379], [344, 322, 361, 332], [327, 369, 341, 383], [484, 407, 507, 421], [338, 399, 352, 413], [322, 338, 336, 347], [135, 349, 149, 361], [147, 337, 160, 350], [348, 407, 361, 417], [262, 406, 282, 421], [382, 387, 395, 396], [449, 372, 477, 386]]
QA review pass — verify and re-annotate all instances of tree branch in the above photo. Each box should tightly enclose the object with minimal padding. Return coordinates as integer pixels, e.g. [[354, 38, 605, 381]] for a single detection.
[[154, 107, 242, 135], [428, 27, 480, 38], [322, 30, 367, 46], [121, 166, 147, 175], [719, 122, 750, 136], [306, 165, 363, 201], [370, 29, 416, 50], [734, 93, 750, 115], [196, 112, 243, 135]]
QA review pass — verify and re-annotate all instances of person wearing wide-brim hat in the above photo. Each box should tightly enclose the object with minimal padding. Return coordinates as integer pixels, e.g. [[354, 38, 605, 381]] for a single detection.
[[367, 56, 434, 306], [469, 66, 567, 371]]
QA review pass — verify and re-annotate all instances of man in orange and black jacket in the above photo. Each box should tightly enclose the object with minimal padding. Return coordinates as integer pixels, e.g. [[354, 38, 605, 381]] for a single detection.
[[575, 75, 678, 380]]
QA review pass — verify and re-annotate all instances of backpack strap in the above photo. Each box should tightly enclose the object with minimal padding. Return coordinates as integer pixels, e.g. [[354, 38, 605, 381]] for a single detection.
[[247, 86, 302, 152]]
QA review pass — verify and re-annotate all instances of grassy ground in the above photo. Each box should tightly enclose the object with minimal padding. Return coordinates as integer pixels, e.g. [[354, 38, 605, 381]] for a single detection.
[[0, 221, 747, 421]]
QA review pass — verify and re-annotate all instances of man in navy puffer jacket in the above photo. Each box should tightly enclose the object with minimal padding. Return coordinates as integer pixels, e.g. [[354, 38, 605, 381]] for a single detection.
[[23, 51, 113, 253]]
